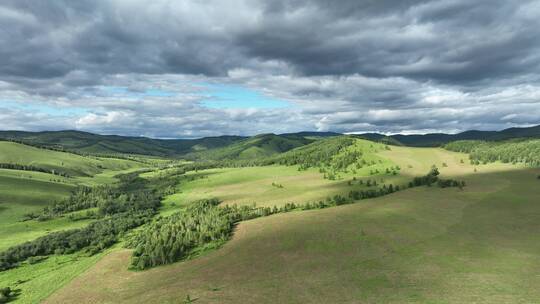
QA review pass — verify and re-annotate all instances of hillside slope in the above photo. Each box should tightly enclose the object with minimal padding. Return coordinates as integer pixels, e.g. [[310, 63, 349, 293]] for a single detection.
[[185, 134, 314, 161], [2, 125, 539, 157], [45, 146, 540, 303], [0, 141, 140, 177], [358, 124, 540, 146], [0, 130, 245, 157]]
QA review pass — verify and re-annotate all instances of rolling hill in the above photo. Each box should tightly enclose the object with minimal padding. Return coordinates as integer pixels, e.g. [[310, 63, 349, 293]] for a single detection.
[[1, 131, 539, 303], [0, 130, 245, 157], [42, 139, 540, 304], [356, 124, 540, 146], [184, 133, 314, 161], [2, 125, 539, 160], [0, 141, 140, 177]]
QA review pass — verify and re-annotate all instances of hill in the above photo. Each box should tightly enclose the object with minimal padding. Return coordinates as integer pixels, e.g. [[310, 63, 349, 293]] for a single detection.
[[185, 134, 314, 161], [279, 131, 342, 138], [444, 138, 540, 166], [1, 135, 539, 303], [0, 141, 141, 177], [44, 141, 540, 303], [357, 124, 540, 146], [0, 141, 147, 268], [0, 130, 245, 157], [1, 125, 539, 159]]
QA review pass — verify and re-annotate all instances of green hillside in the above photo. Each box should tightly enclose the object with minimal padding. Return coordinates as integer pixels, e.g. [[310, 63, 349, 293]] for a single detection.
[[185, 134, 314, 161], [2, 125, 540, 159], [0, 143, 147, 252], [0, 134, 539, 304], [0, 169, 103, 257], [358, 124, 540, 146], [44, 141, 540, 303], [0, 141, 140, 177], [444, 138, 540, 166], [0, 131, 245, 157]]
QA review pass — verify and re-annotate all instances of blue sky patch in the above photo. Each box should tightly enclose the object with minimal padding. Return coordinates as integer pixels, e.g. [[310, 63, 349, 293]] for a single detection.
[[199, 83, 290, 109]]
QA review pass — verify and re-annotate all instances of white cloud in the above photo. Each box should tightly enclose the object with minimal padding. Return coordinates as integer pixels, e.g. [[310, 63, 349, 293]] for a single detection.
[[0, 0, 539, 137]]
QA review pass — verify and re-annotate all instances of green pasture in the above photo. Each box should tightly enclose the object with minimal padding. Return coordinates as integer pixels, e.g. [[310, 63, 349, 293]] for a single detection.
[[1, 138, 537, 303], [0, 141, 141, 177], [0, 250, 109, 303], [46, 149, 540, 303], [160, 139, 405, 212]]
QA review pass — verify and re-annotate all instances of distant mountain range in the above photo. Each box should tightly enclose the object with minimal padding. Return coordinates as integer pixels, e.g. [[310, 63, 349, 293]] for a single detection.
[[356, 124, 540, 147], [0, 130, 245, 156], [0, 125, 539, 157]]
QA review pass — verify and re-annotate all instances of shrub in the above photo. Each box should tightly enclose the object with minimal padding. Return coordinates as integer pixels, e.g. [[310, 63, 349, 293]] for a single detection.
[[0, 287, 13, 303], [27, 256, 48, 265]]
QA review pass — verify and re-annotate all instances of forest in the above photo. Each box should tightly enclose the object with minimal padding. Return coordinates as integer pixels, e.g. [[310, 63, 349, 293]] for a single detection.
[[0, 137, 466, 273], [127, 165, 464, 270], [444, 139, 540, 166], [0, 171, 176, 271]]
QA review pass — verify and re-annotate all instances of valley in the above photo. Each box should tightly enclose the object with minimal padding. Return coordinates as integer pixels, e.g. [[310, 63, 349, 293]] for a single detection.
[[3, 2, 539, 303], [0, 131, 538, 303]]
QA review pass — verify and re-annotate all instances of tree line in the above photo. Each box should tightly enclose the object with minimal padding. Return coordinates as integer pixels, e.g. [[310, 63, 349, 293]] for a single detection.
[[128, 166, 465, 270], [23, 170, 155, 221], [444, 139, 540, 167], [0, 162, 70, 177], [128, 198, 316, 270], [0, 170, 178, 271]]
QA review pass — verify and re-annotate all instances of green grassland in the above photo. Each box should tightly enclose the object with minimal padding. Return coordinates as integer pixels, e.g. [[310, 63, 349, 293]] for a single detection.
[[1, 136, 538, 303], [184, 133, 313, 161], [0, 251, 108, 303], [0, 170, 78, 251], [0, 130, 246, 157], [0, 142, 146, 250], [0, 142, 156, 303], [44, 141, 540, 303], [161, 139, 401, 211], [0, 141, 141, 177]]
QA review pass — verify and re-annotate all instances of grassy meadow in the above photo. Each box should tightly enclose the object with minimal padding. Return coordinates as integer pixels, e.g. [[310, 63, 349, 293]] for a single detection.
[[44, 142, 540, 303], [0, 142, 151, 303], [160, 139, 403, 212], [0, 142, 140, 177], [0, 145, 145, 251], [0, 251, 108, 303]]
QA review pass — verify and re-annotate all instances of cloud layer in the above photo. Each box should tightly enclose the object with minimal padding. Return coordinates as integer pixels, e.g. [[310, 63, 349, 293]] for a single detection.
[[1, 0, 540, 137]]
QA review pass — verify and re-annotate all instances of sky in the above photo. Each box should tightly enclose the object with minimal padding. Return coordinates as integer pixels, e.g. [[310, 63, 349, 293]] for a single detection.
[[1, 0, 540, 138]]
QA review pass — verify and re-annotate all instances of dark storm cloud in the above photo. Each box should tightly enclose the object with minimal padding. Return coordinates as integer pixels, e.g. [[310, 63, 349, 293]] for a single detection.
[[1, 0, 540, 137], [2, 0, 539, 83], [240, 0, 540, 83]]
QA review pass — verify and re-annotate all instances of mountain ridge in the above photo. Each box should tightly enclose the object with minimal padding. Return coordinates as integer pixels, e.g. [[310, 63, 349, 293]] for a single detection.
[[1, 125, 539, 156]]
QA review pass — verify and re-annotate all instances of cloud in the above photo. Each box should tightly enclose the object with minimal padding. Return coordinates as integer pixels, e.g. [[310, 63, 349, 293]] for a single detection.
[[0, 0, 539, 137]]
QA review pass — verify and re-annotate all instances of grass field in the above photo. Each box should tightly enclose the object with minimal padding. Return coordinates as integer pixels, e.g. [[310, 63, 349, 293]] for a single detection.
[[0, 167, 131, 304], [0, 251, 109, 303], [0, 141, 141, 177], [0, 169, 80, 250], [44, 144, 540, 303], [0, 165, 146, 251], [160, 139, 404, 212], [159, 143, 495, 213], [0, 142, 153, 303]]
